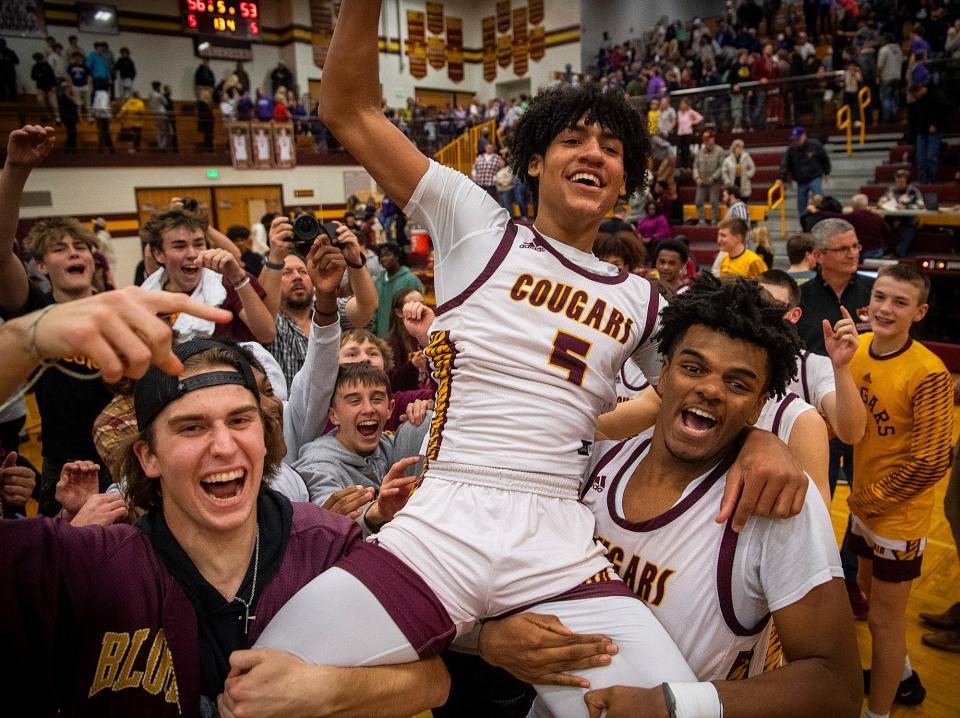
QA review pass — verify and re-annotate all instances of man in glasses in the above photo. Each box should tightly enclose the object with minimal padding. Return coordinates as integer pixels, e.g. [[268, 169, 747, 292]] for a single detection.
[[796, 216, 875, 621]]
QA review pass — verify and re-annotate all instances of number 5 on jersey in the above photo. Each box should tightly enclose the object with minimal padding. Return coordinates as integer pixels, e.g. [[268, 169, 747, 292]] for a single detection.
[[549, 330, 593, 386]]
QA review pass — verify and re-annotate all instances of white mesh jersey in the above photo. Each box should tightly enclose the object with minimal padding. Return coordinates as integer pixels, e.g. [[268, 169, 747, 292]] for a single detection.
[[581, 430, 842, 680], [755, 391, 816, 443], [406, 161, 664, 488], [787, 350, 835, 413]]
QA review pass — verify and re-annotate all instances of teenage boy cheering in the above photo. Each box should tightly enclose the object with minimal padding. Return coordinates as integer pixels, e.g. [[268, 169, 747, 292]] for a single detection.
[[848, 264, 953, 717]]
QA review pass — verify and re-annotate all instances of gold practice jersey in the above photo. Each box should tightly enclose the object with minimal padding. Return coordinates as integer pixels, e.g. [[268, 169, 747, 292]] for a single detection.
[[849, 333, 954, 539]]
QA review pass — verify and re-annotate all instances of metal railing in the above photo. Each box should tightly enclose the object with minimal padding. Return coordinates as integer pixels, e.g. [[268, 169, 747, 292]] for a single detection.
[[434, 117, 499, 176], [836, 103, 852, 157], [767, 180, 786, 239]]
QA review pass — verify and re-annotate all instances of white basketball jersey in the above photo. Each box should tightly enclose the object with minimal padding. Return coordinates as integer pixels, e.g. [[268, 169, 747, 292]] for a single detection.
[[787, 351, 835, 413], [581, 433, 770, 680], [615, 358, 650, 403], [755, 391, 816, 443], [423, 221, 663, 488]]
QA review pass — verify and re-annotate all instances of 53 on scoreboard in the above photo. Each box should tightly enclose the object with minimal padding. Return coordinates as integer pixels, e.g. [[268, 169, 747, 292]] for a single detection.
[[182, 0, 261, 41]]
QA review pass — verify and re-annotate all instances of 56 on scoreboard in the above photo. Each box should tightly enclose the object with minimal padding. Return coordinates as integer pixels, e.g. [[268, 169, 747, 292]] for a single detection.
[[182, 0, 261, 41]]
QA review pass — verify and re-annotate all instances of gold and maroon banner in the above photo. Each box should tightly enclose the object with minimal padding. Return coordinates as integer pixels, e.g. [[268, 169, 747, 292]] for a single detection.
[[529, 0, 544, 24], [426, 2, 444, 35], [447, 16, 463, 82], [428, 36, 446, 69], [513, 7, 528, 76], [310, 0, 335, 69], [407, 10, 427, 79], [496, 0, 511, 32], [497, 34, 512, 68], [529, 25, 545, 61], [482, 16, 497, 81]]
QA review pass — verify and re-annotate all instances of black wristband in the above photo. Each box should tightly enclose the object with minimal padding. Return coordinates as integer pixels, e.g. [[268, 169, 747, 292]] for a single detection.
[[263, 260, 283, 270], [661, 683, 678, 718], [344, 254, 366, 269]]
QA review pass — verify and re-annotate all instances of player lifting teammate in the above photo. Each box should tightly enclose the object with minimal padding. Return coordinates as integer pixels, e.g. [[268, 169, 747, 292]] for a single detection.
[[245, 2, 807, 715]]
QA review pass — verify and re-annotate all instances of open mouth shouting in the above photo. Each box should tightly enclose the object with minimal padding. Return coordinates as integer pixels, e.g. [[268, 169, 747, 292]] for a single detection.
[[356, 419, 380, 440], [200, 468, 246, 501], [65, 262, 88, 276], [181, 264, 201, 279], [679, 405, 719, 437]]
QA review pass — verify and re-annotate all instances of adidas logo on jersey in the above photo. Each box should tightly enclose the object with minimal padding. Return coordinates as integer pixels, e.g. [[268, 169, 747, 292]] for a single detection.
[[518, 241, 546, 252], [862, 373, 872, 384]]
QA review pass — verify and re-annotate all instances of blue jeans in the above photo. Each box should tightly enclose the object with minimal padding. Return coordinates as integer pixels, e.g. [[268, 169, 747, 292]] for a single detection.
[[796, 176, 823, 219], [513, 180, 528, 219], [861, 248, 885, 259], [879, 80, 899, 123], [916, 130, 942, 184], [499, 190, 515, 215]]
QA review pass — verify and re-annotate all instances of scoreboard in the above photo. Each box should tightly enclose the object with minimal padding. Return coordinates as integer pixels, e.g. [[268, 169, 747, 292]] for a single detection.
[[182, 0, 261, 41]]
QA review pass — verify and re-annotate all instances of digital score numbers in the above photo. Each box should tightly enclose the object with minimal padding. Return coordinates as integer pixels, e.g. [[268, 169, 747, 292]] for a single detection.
[[183, 0, 261, 41]]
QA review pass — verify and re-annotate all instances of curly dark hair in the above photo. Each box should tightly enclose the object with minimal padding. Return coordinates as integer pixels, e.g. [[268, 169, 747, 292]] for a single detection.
[[507, 83, 649, 201], [654, 273, 802, 399]]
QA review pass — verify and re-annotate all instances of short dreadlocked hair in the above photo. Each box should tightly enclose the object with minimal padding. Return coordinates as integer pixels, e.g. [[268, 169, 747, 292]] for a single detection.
[[654, 273, 802, 399], [507, 83, 649, 201]]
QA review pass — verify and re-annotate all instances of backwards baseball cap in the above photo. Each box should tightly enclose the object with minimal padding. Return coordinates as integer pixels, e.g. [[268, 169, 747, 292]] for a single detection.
[[134, 339, 260, 431], [791, 126, 806, 141]]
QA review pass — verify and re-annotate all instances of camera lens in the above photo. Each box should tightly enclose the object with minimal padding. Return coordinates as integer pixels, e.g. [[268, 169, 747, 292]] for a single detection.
[[292, 214, 320, 242]]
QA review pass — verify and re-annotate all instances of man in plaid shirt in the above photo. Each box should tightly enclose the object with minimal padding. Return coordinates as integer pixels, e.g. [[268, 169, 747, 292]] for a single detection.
[[471, 143, 505, 198]]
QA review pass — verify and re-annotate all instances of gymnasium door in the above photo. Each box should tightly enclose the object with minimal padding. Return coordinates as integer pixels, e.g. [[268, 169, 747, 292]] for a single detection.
[[135, 187, 213, 230], [214, 185, 283, 231]]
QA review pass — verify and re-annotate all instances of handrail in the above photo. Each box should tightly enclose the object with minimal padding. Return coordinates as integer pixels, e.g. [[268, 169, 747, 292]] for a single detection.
[[767, 179, 786, 240], [836, 104, 852, 157], [436, 117, 499, 176], [857, 86, 871, 146]]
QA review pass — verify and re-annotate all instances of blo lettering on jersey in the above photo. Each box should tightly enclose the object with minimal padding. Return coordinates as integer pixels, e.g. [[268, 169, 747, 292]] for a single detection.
[[594, 534, 676, 605], [88, 628, 181, 712], [859, 386, 895, 436], [508, 274, 635, 345]]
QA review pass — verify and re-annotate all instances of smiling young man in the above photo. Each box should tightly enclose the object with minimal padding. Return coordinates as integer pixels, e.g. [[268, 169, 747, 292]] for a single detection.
[[652, 238, 690, 295], [140, 208, 276, 344], [847, 264, 954, 718], [0, 340, 449, 717], [716, 216, 767, 278], [251, 2, 806, 714], [0, 125, 114, 515], [479, 276, 861, 718]]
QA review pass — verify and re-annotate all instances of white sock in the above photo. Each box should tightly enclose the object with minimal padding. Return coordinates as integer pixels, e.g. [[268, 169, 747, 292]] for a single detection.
[[902, 654, 912, 681], [864, 710, 889, 718]]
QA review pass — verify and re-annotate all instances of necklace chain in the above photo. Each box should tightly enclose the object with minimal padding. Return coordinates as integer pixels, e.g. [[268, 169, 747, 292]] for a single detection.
[[232, 526, 260, 634]]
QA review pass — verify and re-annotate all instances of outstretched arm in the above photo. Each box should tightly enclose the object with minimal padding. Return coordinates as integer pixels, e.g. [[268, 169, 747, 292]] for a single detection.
[[0, 125, 56, 315], [319, 0, 428, 208]]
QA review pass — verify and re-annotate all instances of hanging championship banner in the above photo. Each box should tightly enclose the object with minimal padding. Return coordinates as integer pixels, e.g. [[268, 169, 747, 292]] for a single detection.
[[447, 16, 464, 82], [513, 7, 528, 76], [529, 0, 544, 24], [482, 16, 497, 81], [497, 34, 512, 68], [529, 25, 545, 61], [496, 0, 511, 32], [310, 0, 335, 69], [428, 36, 446, 69], [426, 2, 444, 35], [407, 10, 427, 79]]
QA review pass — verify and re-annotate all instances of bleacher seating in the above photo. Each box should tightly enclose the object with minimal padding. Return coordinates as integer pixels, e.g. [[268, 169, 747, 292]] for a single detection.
[[859, 183, 960, 203]]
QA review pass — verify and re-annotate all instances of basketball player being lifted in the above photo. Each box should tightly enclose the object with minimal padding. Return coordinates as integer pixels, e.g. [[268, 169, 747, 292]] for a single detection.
[[247, 2, 807, 714]]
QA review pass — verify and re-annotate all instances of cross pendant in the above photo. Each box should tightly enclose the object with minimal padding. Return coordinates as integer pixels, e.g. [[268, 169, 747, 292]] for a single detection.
[[242, 610, 256, 634]]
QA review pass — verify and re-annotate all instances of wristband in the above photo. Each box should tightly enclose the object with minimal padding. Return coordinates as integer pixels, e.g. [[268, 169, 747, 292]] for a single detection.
[[263, 260, 284, 270], [666, 682, 723, 718], [26, 303, 58, 361], [661, 683, 678, 718], [344, 254, 366, 269], [232, 275, 251, 291]]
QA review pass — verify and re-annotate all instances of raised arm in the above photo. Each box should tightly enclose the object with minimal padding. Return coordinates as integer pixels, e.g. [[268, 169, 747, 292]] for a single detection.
[[319, 0, 428, 208], [787, 409, 830, 506], [0, 125, 56, 315], [335, 224, 378, 328], [820, 307, 867, 445], [257, 216, 295, 319]]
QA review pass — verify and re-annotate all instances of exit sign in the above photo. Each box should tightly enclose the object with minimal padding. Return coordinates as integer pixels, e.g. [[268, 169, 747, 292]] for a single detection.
[[207, 168, 220, 179]]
